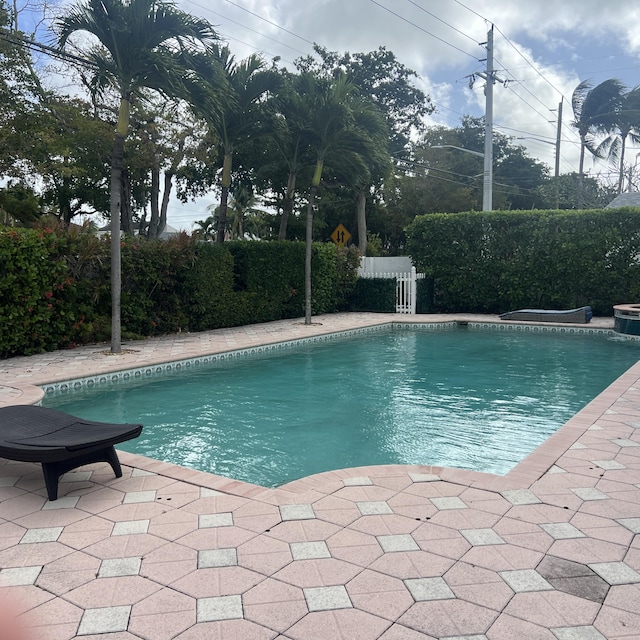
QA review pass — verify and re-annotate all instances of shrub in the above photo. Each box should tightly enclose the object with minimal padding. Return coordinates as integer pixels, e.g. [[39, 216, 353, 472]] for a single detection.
[[406, 208, 640, 315]]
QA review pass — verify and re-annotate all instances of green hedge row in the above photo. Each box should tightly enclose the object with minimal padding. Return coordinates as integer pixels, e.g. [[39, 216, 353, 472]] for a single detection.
[[406, 208, 640, 315], [0, 228, 360, 358]]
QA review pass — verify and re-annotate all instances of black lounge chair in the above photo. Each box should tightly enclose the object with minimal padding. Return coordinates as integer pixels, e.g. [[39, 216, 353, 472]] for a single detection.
[[499, 306, 592, 324], [0, 405, 143, 501]]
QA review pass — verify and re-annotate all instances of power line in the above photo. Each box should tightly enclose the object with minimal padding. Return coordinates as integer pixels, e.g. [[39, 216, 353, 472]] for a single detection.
[[220, 0, 315, 46], [0, 29, 97, 68], [367, 0, 480, 60], [403, 0, 479, 46], [184, 0, 308, 57]]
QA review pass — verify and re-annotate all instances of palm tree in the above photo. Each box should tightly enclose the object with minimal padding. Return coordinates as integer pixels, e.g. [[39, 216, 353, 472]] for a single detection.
[[227, 184, 268, 239], [571, 79, 624, 178], [300, 73, 385, 324], [190, 45, 280, 243], [193, 215, 216, 240], [596, 86, 640, 193], [56, 0, 218, 352]]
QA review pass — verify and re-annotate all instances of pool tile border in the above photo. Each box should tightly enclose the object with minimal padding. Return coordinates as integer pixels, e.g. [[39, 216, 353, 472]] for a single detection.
[[40, 320, 631, 397]]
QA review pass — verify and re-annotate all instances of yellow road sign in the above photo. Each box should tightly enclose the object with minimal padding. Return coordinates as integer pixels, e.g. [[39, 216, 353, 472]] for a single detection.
[[331, 224, 351, 246]]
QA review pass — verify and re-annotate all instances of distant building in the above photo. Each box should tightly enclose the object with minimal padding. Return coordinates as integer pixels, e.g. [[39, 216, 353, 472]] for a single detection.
[[95, 223, 181, 240], [605, 192, 640, 208]]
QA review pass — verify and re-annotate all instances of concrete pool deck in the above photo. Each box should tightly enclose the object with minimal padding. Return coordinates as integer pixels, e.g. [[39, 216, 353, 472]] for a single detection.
[[1, 312, 640, 639]]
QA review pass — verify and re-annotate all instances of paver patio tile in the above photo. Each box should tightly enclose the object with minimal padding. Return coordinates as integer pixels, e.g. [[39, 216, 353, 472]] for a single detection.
[[198, 512, 233, 528], [99, 557, 142, 578], [540, 523, 586, 540], [588, 561, 640, 585], [350, 513, 422, 536], [112, 519, 149, 536], [551, 626, 607, 640], [378, 622, 437, 639], [273, 557, 361, 588], [77, 605, 131, 635], [498, 569, 553, 592], [172, 566, 264, 598], [263, 518, 341, 543], [128, 610, 196, 640], [504, 591, 600, 627], [286, 608, 390, 640], [196, 595, 243, 622], [548, 537, 627, 564], [460, 528, 505, 546], [404, 577, 455, 601], [198, 548, 238, 569], [174, 618, 277, 639], [279, 504, 315, 521], [500, 489, 541, 505], [290, 540, 331, 560], [377, 533, 420, 552], [0, 565, 42, 586], [399, 599, 498, 637], [594, 604, 640, 638], [245, 599, 307, 633], [485, 613, 556, 639], [461, 544, 543, 572], [304, 585, 352, 611], [176, 525, 256, 551], [5, 314, 640, 640], [64, 575, 161, 608]]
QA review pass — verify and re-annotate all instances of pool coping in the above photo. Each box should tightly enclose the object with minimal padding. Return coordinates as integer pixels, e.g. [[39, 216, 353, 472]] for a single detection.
[[4, 312, 640, 640], [2, 312, 630, 499]]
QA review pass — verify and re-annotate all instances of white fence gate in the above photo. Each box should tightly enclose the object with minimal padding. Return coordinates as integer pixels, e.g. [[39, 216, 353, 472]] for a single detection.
[[358, 259, 425, 314]]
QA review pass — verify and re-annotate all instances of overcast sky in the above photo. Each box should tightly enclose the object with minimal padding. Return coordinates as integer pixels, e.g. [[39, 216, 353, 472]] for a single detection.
[[44, 0, 640, 229]]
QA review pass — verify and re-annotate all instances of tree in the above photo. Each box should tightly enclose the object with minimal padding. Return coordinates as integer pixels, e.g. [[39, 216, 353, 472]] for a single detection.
[[596, 85, 640, 193], [296, 45, 433, 253], [190, 45, 280, 243], [571, 79, 624, 177], [299, 73, 384, 323], [56, 0, 218, 352]]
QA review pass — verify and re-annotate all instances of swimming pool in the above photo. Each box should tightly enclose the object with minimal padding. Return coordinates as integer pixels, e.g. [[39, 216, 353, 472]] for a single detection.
[[42, 326, 640, 487]]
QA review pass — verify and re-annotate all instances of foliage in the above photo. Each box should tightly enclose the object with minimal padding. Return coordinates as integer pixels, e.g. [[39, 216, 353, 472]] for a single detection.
[[0, 227, 83, 356], [406, 208, 640, 315], [348, 278, 396, 312], [0, 229, 359, 357]]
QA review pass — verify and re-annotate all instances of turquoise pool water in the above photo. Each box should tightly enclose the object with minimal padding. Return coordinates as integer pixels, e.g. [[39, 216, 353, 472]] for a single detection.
[[43, 327, 640, 486]]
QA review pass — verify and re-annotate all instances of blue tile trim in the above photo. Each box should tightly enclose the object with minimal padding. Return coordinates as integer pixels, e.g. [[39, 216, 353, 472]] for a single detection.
[[42, 321, 631, 396]]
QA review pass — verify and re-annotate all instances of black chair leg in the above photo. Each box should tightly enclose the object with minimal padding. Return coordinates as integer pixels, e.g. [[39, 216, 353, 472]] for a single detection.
[[40, 445, 124, 501]]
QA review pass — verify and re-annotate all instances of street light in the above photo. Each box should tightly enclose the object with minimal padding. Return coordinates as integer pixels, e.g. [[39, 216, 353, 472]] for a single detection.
[[432, 145, 491, 210], [432, 144, 484, 158]]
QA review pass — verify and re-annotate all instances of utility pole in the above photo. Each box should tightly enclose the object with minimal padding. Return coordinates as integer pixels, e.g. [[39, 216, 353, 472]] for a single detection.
[[473, 26, 505, 212], [482, 26, 494, 212], [554, 99, 563, 178]]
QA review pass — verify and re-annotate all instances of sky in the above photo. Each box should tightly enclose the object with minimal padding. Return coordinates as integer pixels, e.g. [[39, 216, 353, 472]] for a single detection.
[[34, 0, 640, 230]]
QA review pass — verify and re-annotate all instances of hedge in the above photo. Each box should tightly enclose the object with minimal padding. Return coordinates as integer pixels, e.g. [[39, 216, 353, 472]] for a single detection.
[[0, 228, 360, 358], [406, 208, 640, 315]]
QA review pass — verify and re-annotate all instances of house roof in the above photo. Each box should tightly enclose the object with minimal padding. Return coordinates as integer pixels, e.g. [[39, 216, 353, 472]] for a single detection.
[[605, 192, 640, 208]]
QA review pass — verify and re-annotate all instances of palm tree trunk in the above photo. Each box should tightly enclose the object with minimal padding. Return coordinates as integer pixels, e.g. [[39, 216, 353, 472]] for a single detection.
[[148, 161, 161, 238], [110, 132, 125, 354], [216, 151, 233, 243], [578, 140, 586, 209], [356, 188, 367, 255], [278, 170, 296, 240], [110, 96, 131, 354], [305, 160, 323, 325], [618, 136, 628, 194], [304, 185, 317, 325]]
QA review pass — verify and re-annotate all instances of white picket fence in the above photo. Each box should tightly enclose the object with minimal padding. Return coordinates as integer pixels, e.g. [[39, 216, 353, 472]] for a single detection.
[[358, 266, 425, 314]]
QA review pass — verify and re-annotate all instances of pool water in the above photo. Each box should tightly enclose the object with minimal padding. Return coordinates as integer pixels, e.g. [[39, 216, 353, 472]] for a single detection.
[[43, 327, 640, 486]]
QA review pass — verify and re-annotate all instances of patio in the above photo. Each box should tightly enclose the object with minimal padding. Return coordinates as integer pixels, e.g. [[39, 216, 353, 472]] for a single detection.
[[1, 312, 639, 639]]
